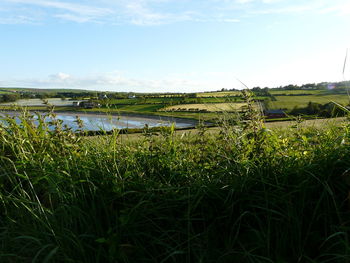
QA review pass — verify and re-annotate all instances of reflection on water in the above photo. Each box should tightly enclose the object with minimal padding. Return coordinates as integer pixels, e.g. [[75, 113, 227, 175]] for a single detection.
[[0, 112, 195, 131], [57, 114, 193, 131]]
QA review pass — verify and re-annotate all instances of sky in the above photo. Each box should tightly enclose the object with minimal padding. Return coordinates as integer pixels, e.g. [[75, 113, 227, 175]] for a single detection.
[[1, 0, 350, 93]]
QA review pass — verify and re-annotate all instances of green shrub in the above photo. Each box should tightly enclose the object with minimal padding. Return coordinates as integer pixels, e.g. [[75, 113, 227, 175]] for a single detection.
[[0, 109, 350, 262]]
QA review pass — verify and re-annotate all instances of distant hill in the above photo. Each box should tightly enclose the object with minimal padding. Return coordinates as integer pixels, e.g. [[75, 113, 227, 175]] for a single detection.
[[0, 87, 94, 94]]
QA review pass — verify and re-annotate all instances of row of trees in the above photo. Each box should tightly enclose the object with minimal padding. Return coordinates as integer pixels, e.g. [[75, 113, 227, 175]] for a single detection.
[[273, 81, 350, 91], [290, 102, 347, 117], [251, 87, 276, 100], [0, 91, 106, 103], [0, 94, 20, 103]]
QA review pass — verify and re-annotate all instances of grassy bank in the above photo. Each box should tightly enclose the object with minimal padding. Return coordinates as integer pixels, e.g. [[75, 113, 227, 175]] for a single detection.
[[269, 94, 350, 110], [1, 112, 350, 262]]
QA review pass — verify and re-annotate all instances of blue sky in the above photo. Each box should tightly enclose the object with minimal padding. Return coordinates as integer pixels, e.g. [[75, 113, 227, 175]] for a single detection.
[[1, 0, 350, 92]]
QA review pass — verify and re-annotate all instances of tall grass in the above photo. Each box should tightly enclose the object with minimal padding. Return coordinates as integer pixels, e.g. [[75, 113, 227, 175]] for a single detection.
[[1, 107, 350, 262]]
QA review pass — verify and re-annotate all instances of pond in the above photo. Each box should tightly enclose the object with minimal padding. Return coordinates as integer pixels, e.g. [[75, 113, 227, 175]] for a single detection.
[[0, 112, 196, 131]]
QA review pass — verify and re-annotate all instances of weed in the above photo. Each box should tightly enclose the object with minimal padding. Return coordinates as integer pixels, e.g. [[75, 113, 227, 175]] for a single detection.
[[0, 109, 350, 262]]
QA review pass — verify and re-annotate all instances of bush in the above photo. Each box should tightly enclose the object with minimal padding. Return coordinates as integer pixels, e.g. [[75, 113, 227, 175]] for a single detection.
[[290, 101, 347, 117], [0, 93, 19, 102], [0, 110, 350, 262]]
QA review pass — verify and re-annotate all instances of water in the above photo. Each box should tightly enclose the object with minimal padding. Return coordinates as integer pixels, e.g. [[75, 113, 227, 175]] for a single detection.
[[0, 112, 196, 131], [55, 113, 195, 131]]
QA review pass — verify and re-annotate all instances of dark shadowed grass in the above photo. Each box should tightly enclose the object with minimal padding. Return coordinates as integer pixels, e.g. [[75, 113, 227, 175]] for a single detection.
[[0, 108, 350, 262]]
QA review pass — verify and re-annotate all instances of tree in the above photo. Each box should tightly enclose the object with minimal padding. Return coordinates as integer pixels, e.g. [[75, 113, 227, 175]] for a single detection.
[[1, 94, 19, 103]]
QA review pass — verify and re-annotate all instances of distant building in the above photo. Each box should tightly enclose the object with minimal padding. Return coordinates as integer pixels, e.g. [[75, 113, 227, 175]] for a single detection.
[[99, 94, 108, 99], [73, 100, 101, 109], [264, 109, 286, 118]]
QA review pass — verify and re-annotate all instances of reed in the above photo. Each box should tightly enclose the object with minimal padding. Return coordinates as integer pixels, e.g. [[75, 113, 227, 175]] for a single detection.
[[0, 107, 350, 262]]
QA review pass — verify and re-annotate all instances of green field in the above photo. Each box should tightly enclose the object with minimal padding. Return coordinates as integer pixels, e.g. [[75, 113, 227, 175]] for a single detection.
[[0, 98, 79, 106], [107, 97, 183, 105], [1, 88, 349, 121], [99, 104, 165, 113], [269, 94, 350, 110], [0, 90, 13, 94], [160, 102, 248, 112], [196, 91, 242, 97], [114, 117, 348, 142], [80, 105, 218, 122], [269, 89, 324, 95], [107, 96, 243, 105]]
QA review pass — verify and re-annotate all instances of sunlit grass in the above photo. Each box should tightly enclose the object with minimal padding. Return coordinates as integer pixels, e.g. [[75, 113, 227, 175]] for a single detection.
[[269, 94, 350, 110], [269, 89, 324, 95], [159, 102, 248, 112], [1, 106, 350, 262], [196, 91, 242, 97]]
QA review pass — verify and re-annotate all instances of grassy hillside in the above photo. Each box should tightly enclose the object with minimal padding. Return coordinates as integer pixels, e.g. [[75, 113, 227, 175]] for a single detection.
[[269, 94, 350, 110], [196, 91, 242, 97], [160, 102, 248, 112], [269, 89, 325, 95], [1, 110, 350, 262], [0, 87, 92, 93], [0, 91, 12, 94], [1, 87, 349, 122]]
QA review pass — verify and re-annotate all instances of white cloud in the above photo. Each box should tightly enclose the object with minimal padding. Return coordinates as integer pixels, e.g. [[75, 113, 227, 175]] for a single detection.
[[2, 71, 214, 92], [125, 2, 170, 25], [318, 1, 350, 16], [3, 56, 348, 92], [54, 13, 91, 23], [3, 0, 113, 23], [121, 1, 200, 25], [262, 0, 283, 4], [1, 0, 242, 25], [6, 0, 113, 16], [247, 0, 350, 16], [1, 0, 348, 26], [50, 72, 72, 81], [219, 18, 240, 22], [250, 2, 322, 15], [235, 0, 255, 4], [0, 15, 38, 24]]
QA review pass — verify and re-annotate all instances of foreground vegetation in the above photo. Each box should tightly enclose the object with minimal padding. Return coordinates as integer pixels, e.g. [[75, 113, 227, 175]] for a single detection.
[[1, 107, 350, 262]]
